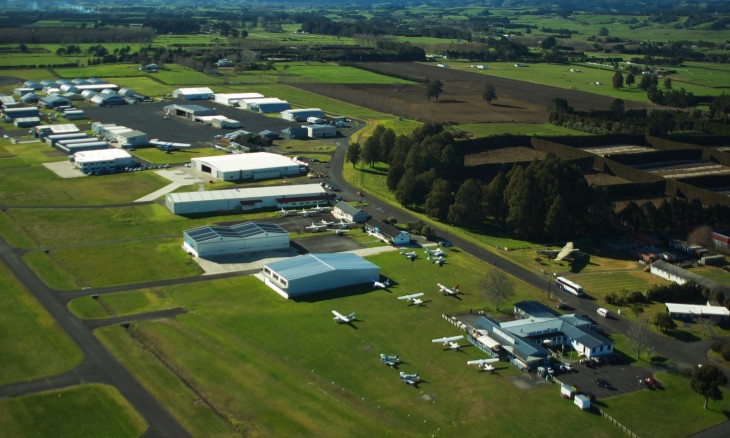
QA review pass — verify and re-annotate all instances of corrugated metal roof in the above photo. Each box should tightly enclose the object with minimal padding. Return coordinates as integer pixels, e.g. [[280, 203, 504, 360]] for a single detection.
[[665, 303, 730, 316], [174, 87, 214, 95], [192, 152, 299, 173], [168, 183, 326, 204], [74, 149, 130, 162], [265, 253, 378, 281], [185, 221, 287, 243]]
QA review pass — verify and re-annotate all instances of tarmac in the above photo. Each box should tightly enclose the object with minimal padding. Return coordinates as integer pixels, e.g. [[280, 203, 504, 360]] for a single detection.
[[135, 167, 206, 202]]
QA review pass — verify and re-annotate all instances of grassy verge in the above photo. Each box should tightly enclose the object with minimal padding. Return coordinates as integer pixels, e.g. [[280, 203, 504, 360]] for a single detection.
[[450, 122, 586, 137], [0, 261, 82, 384], [0, 384, 147, 438]]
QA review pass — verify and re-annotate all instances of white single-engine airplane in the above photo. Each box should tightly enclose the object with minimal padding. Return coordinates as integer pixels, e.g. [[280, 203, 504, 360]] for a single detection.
[[330, 228, 349, 236], [310, 204, 330, 213], [297, 208, 317, 217], [432, 335, 465, 350], [399, 371, 421, 385], [332, 310, 356, 324], [306, 222, 327, 232], [536, 241, 584, 261], [380, 353, 400, 367], [333, 219, 356, 229], [437, 283, 460, 296], [467, 358, 499, 372], [277, 207, 291, 216], [399, 249, 417, 260], [397, 292, 425, 306], [428, 255, 446, 265], [318, 219, 334, 226], [424, 248, 447, 257], [372, 278, 391, 289]]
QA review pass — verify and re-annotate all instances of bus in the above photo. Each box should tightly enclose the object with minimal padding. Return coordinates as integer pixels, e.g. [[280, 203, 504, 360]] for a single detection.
[[555, 276, 584, 297]]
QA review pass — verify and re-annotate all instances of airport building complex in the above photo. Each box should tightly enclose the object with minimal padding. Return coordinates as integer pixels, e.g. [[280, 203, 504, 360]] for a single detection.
[[72, 149, 134, 174], [183, 221, 289, 258], [262, 253, 380, 299], [166, 184, 331, 215]]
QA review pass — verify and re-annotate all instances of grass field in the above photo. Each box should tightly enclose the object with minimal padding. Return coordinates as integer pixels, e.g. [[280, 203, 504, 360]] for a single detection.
[[0, 261, 82, 384], [275, 62, 417, 84], [0, 384, 147, 438], [83, 251, 632, 437], [451, 122, 586, 137]]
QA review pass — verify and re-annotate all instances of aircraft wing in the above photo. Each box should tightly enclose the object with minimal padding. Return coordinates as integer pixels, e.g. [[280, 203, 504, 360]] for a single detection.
[[555, 242, 575, 261], [398, 293, 424, 300], [433, 335, 463, 343], [467, 358, 499, 365], [332, 310, 344, 320]]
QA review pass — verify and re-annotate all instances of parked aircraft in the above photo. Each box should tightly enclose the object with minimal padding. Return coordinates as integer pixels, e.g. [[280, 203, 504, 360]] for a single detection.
[[399, 371, 421, 385], [467, 358, 499, 372], [437, 283, 460, 296], [372, 278, 391, 289], [333, 219, 356, 229], [397, 293, 425, 306], [432, 335, 465, 350], [536, 241, 584, 261], [306, 222, 327, 232], [332, 310, 356, 324], [424, 248, 447, 257], [150, 139, 191, 153], [380, 354, 400, 367], [330, 228, 349, 236], [297, 208, 316, 217], [277, 208, 292, 216], [399, 249, 417, 260], [318, 219, 334, 226], [427, 255, 446, 266], [310, 204, 331, 213]]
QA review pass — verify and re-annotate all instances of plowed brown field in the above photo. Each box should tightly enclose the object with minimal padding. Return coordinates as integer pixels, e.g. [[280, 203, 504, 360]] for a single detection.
[[294, 62, 653, 124]]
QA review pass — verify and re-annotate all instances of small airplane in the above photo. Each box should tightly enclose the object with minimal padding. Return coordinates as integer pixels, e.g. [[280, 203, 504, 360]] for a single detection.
[[306, 222, 327, 232], [333, 219, 356, 229], [297, 208, 319, 217], [432, 335, 465, 350], [309, 204, 331, 213], [397, 293, 425, 306], [536, 241, 584, 262], [277, 207, 291, 216], [399, 249, 417, 260], [372, 278, 390, 289], [330, 228, 349, 236], [427, 255, 446, 266], [467, 358, 499, 372], [424, 248, 447, 257], [399, 371, 421, 385], [437, 283, 460, 296], [332, 310, 356, 324], [150, 139, 192, 153], [318, 219, 334, 226], [380, 353, 400, 367]]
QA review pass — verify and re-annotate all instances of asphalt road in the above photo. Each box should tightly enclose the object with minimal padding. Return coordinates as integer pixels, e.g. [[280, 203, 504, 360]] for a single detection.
[[0, 237, 190, 438]]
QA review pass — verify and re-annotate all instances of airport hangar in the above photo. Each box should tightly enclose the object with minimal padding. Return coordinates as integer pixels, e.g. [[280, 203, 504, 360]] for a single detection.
[[183, 221, 289, 258], [192, 152, 306, 181], [262, 253, 380, 299], [166, 183, 333, 215]]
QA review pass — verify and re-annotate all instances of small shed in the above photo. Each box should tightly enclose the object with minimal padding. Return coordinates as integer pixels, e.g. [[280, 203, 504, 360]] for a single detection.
[[574, 394, 590, 410]]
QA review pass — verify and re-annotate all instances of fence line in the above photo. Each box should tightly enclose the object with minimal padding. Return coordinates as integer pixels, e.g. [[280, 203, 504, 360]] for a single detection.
[[598, 408, 640, 438]]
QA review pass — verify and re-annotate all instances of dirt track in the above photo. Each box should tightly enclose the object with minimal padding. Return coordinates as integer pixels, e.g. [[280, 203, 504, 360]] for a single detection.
[[294, 62, 653, 124]]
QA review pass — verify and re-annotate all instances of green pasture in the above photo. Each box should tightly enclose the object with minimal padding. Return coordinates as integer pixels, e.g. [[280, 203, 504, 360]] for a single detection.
[[687, 266, 730, 287], [0, 384, 147, 438], [0, 68, 53, 83], [278, 139, 337, 154], [0, 54, 75, 67], [0, 140, 66, 169], [276, 62, 417, 84], [86, 253, 627, 437], [104, 76, 171, 97], [0, 163, 166, 206], [53, 63, 149, 79], [154, 65, 224, 86], [27, 238, 203, 289], [451, 122, 585, 137], [601, 371, 730, 438], [0, 261, 82, 384], [247, 27, 358, 47]]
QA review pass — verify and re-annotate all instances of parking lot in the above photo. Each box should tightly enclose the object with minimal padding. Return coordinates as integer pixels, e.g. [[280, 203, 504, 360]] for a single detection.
[[82, 100, 299, 147], [556, 355, 661, 400]]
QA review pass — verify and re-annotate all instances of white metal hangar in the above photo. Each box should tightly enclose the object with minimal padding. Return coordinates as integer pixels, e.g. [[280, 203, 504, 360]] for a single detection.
[[183, 222, 289, 258], [166, 183, 332, 215], [262, 253, 380, 299], [192, 152, 305, 181], [172, 87, 214, 100]]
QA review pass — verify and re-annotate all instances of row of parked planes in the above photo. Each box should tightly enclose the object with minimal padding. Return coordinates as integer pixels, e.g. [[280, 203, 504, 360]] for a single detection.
[[332, 280, 497, 386]]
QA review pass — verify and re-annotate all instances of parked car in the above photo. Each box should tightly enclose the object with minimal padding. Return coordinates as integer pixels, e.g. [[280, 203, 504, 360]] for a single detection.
[[556, 303, 573, 311], [562, 362, 574, 372], [595, 378, 612, 389], [645, 376, 662, 389]]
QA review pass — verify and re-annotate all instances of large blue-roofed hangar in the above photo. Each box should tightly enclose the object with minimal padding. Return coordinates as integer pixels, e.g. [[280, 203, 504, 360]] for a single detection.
[[261, 253, 380, 299]]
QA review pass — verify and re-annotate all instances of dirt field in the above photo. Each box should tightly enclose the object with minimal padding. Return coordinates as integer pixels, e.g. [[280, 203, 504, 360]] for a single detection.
[[464, 146, 546, 166], [295, 62, 653, 124]]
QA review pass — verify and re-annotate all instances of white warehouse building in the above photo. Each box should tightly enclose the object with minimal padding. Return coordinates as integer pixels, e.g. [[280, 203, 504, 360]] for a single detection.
[[72, 149, 134, 174], [192, 152, 306, 181], [166, 183, 332, 215], [262, 253, 380, 299], [306, 124, 337, 138], [213, 92, 264, 106], [183, 221, 289, 258]]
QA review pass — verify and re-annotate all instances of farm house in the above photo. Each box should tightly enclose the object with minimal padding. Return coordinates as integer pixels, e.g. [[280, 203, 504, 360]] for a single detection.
[[262, 253, 380, 299], [183, 221, 289, 258]]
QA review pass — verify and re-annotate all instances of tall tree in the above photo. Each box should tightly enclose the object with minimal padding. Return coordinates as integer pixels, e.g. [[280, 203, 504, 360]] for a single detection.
[[691, 365, 728, 410], [447, 179, 483, 226], [426, 79, 444, 101], [361, 137, 379, 167], [395, 170, 418, 207], [424, 179, 453, 220], [663, 76, 672, 89], [650, 312, 676, 332], [628, 316, 650, 360], [345, 142, 361, 167], [480, 270, 515, 312], [612, 71, 624, 89], [482, 82, 497, 105], [482, 171, 508, 226], [626, 72, 635, 87]]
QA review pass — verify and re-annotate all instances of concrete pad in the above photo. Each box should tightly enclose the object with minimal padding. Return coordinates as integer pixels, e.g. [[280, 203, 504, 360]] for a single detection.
[[134, 168, 205, 202], [43, 160, 87, 179]]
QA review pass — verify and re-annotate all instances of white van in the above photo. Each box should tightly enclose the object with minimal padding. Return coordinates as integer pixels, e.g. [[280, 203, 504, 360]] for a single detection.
[[596, 308, 610, 318]]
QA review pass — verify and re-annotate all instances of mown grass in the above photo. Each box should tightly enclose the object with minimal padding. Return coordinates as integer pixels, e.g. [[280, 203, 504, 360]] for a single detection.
[[275, 62, 417, 84], [451, 122, 586, 137], [601, 371, 730, 437], [0, 384, 147, 438], [0, 261, 82, 384], [89, 253, 628, 437]]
